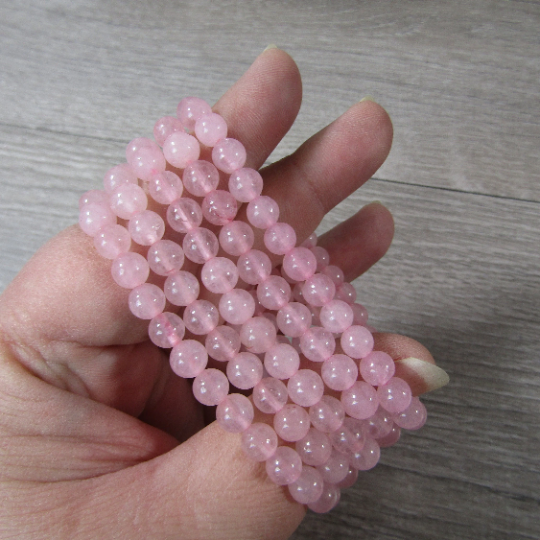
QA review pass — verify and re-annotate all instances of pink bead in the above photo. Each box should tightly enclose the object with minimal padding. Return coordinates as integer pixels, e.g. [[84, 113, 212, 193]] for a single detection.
[[164, 270, 199, 306], [256, 276, 291, 310], [376, 424, 401, 448], [311, 246, 330, 271], [301, 233, 318, 249], [319, 300, 354, 333], [300, 327, 336, 362], [360, 351, 395, 387], [282, 247, 317, 282], [218, 289, 256, 325], [226, 352, 263, 390], [110, 183, 148, 220], [302, 273, 336, 307], [163, 132, 200, 169], [183, 227, 219, 264], [341, 381, 379, 420], [340, 325, 374, 359], [240, 316, 277, 354], [177, 97, 212, 131], [195, 112, 228, 147], [321, 354, 359, 391], [292, 283, 305, 302], [264, 223, 297, 255], [237, 249, 272, 285], [377, 377, 412, 414], [276, 302, 312, 338], [288, 369, 325, 407], [264, 343, 300, 380], [362, 407, 394, 439], [335, 282, 357, 303], [111, 252, 149, 289], [349, 438, 380, 471], [125, 137, 166, 181], [192, 368, 229, 406], [288, 466, 324, 504], [79, 202, 116, 237], [79, 189, 109, 209], [212, 138, 247, 173], [148, 312, 185, 348], [201, 257, 238, 294], [317, 450, 349, 484], [241, 423, 278, 462], [182, 160, 220, 196], [167, 198, 203, 233], [169, 339, 208, 378], [216, 393, 254, 433], [153, 115, 185, 147], [351, 302, 369, 325], [252, 377, 288, 414], [219, 220, 255, 256], [93, 224, 131, 259], [274, 404, 311, 442], [147, 240, 184, 276], [330, 417, 366, 455], [204, 325, 241, 362], [148, 171, 183, 204], [265, 446, 303, 486], [308, 483, 341, 514], [322, 265, 345, 286], [202, 190, 238, 226], [246, 196, 279, 229], [309, 395, 345, 433], [128, 283, 166, 320], [183, 299, 219, 335], [336, 466, 358, 489], [296, 428, 332, 467], [393, 397, 427, 430], [128, 210, 165, 246], [228, 168, 264, 202], [103, 164, 138, 194]]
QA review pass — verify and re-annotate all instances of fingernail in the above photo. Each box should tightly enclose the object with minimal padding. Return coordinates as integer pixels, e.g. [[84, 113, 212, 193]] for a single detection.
[[394, 357, 449, 396], [263, 44, 279, 52], [360, 95, 376, 103]]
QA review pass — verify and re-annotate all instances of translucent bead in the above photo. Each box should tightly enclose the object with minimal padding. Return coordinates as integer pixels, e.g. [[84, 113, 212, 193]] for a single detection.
[[264, 343, 300, 380], [351, 302, 369, 325], [200, 257, 238, 294], [330, 416, 366, 455], [153, 115, 185, 147], [309, 395, 345, 434], [192, 368, 229, 406], [183, 227, 219, 264], [246, 196, 279, 229], [299, 327, 336, 362], [177, 97, 212, 132], [376, 424, 401, 448], [164, 270, 200, 306], [288, 466, 324, 504], [252, 377, 288, 414], [170, 339, 208, 378], [308, 483, 341, 514], [204, 325, 241, 362], [301, 233, 318, 249], [182, 160, 220, 196], [194, 112, 227, 147], [163, 132, 200, 169], [322, 265, 345, 286], [302, 273, 336, 307], [103, 164, 138, 194], [264, 222, 297, 255], [321, 354, 359, 391], [296, 428, 332, 467], [110, 183, 148, 220], [228, 168, 264, 202], [93, 224, 131, 259], [147, 240, 184, 276], [148, 312, 185, 348], [219, 220, 255, 256], [257, 276, 291, 310], [336, 466, 358, 489], [128, 210, 165, 246], [218, 289, 256, 325], [226, 352, 263, 390], [237, 249, 272, 285], [311, 246, 330, 271], [241, 423, 278, 462], [79, 189, 109, 209], [317, 449, 349, 484], [276, 302, 312, 338], [393, 397, 427, 430], [282, 247, 317, 281], [183, 299, 219, 335], [79, 202, 116, 236], [125, 137, 166, 181], [240, 316, 277, 354], [202, 190, 238, 226], [319, 300, 354, 333], [377, 377, 412, 414], [148, 171, 183, 205], [212, 138, 247, 173], [362, 407, 394, 439], [265, 446, 302, 486], [111, 252, 149, 289], [341, 381, 379, 420], [359, 350, 395, 387], [128, 283, 166, 320], [274, 404, 311, 442], [287, 369, 325, 407], [340, 325, 374, 359], [167, 198, 203, 233], [349, 438, 380, 471], [335, 282, 357, 303], [216, 393, 254, 433]]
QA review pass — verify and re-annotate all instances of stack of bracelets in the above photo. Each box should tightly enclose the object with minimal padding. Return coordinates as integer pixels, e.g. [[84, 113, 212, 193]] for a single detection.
[[78, 96, 427, 514]]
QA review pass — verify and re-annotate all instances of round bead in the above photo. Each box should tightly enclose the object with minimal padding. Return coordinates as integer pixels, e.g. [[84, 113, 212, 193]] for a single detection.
[[282, 247, 317, 281], [195, 112, 228, 147], [128, 210, 165, 246], [393, 397, 427, 430], [183, 227, 219, 264], [125, 137, 166, 181], [110, 183, 148, 220], [204, 325, 241, 362], [330, 416, 366, 455], [335, 282, 357, 303], [287, 369, 325, 407], [182, 160, 220, 196], [177, 97, 212, 132], [148, 312, 185, 348], [246, 196, 279, 229], [212, 138, 247, 173], [351, 302, 369, 325], [376, 424, 401, 447], [226, 352, 264, 390], [241, 423, 278, 462], [308, 483, 341, 514], [309, 395, 345, 433], [273, 404, 311, 442], [93, 224, 131, 259], [153, 115, 185, 147], [276, 302, 312, 338], [103, 164, 137, 194], [321, 354, 359, 391], [295, 428, 332, 467], [228, 168, 264, 202], [163, 131, 200, 169], [362, 407, 394, 439], [349, 438, 381, 471], [319, 300, 354, 333], [79, 189, 109, 209], [192, 368, 229, 406], [264, 222, 297, 255], [167, 198, 203, 233], [170, 339, 208, 378], [341, 381, 379, 420], [301, 233, 318, 248], [79, 203, 116, 236], [340, 325, 374, 359], [128, 283, 166, 320], [311, 246, 330, 271], [252, 377, 288, 414], [240, 316, 277, 354], [288, 466, 324, 504], [183, 299, 219, 335], [216, 393, 254, 433], [148, 171, 183, 204], [164, 270, 200, 306], [322, 265, 345, 286], [111, 252, 149, 289], [218, 289, 256, 325], [336, 466, 358, 489], [360, 351, 395, 387], [257, 276, 291, 310], [237, 249, 272, 285], [264, 343, 300, 380], [219, 220, 255, 256], [299, 327, 336, 362], [147, 240, 184, 276], [265, 446, 302, 486], [377, 377, 413, 414], [302, 273, 336, 307], [202, 190, 238, 226], [201, 257, 238, 294], [317, 450, 349, 484]]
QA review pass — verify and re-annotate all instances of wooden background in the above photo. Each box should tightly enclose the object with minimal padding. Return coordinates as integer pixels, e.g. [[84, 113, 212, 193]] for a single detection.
[[1, 1, 539, 538]]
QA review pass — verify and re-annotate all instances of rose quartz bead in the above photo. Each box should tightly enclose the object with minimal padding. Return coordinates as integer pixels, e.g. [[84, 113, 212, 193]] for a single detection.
[[153, 115, 185, 146], [252, 377, 288, 414], [219, 220, 255, 256], [110, 183, 148, 220], [125, 137, 166, 181], [362, 407, 394, 439], [309, 395, 345, 433], [336, 466, 358, 489], [218, 289, 255, 325], [169, 339, 208, 378], [264, 343, 300, 380], [266, 446, 303, 486], [308, 483, 341, 514], [128, 283, 166, 320], [163, 132, 200, 169], [393, 397, 427, 430], [192, 368, 229, 406], [301, 233, 318, 249], [128, 210, 165, 246], [216, 393, 254, 433], [79, 202, 116, 236], [302, 274, 336, 307], [321, 354, 359, 391], [319, 300, 354, 333], [264, 223, 297, 255], [204, 325, 241, 362], [349, 438, 380, 471], [377, 377, 412, 414], [351, 302, 369, 325], [288, 369, 325, 407], [282, 247, 317, 282], [166, 198, 203, 233], [201, 257, 238, 294], [246, 196, 279, 229], [288, 466, 324, 504], [177, 97, 212, 131], [330, 416, 366, 455], [317, 449, 349, 484], [360, 351, 395, 387], [103, 164, 138, 194], [335, 282, 357, 303], [377, 424, 401, 448], [212, 138, 247, 173], [311, 246, 330, 271], [111, 252, 149, 289], [274, 404, 311, 442], [340, 325, 374, 359], [228, 168, 264, 202], [256, 276, 291, 310], [164, 270, 199, 306], [183, 299, 219, 335], [182, 161, 219, 197], [237, 249, 272, 286], [148, 171, 183, 205], [226, 352, 263, 390], [93, 224, 131, 259], [276, 302, 312, 338], [241, 423, 278, 462], [292, 283, 305, 302], [300, 327, 336, 363], [202, 190, 238, 226], [322, 265, 345, 286], [183, 227, 219, 264], [296, 428, 332, 467], [195, 112, 227, 147], [240, 316, 277, 353], [147, 240, 184, 276], [79, 189, 109, 209], [148, 312, 185, 348], [341, 381, 379, 420]]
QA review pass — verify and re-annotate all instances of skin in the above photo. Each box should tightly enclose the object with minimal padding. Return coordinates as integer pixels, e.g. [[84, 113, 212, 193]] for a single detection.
[[0, 48, 436, 540]]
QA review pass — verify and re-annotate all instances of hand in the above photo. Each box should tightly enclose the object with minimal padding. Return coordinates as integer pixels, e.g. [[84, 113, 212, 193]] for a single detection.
[[0, 48, 446, 540]]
